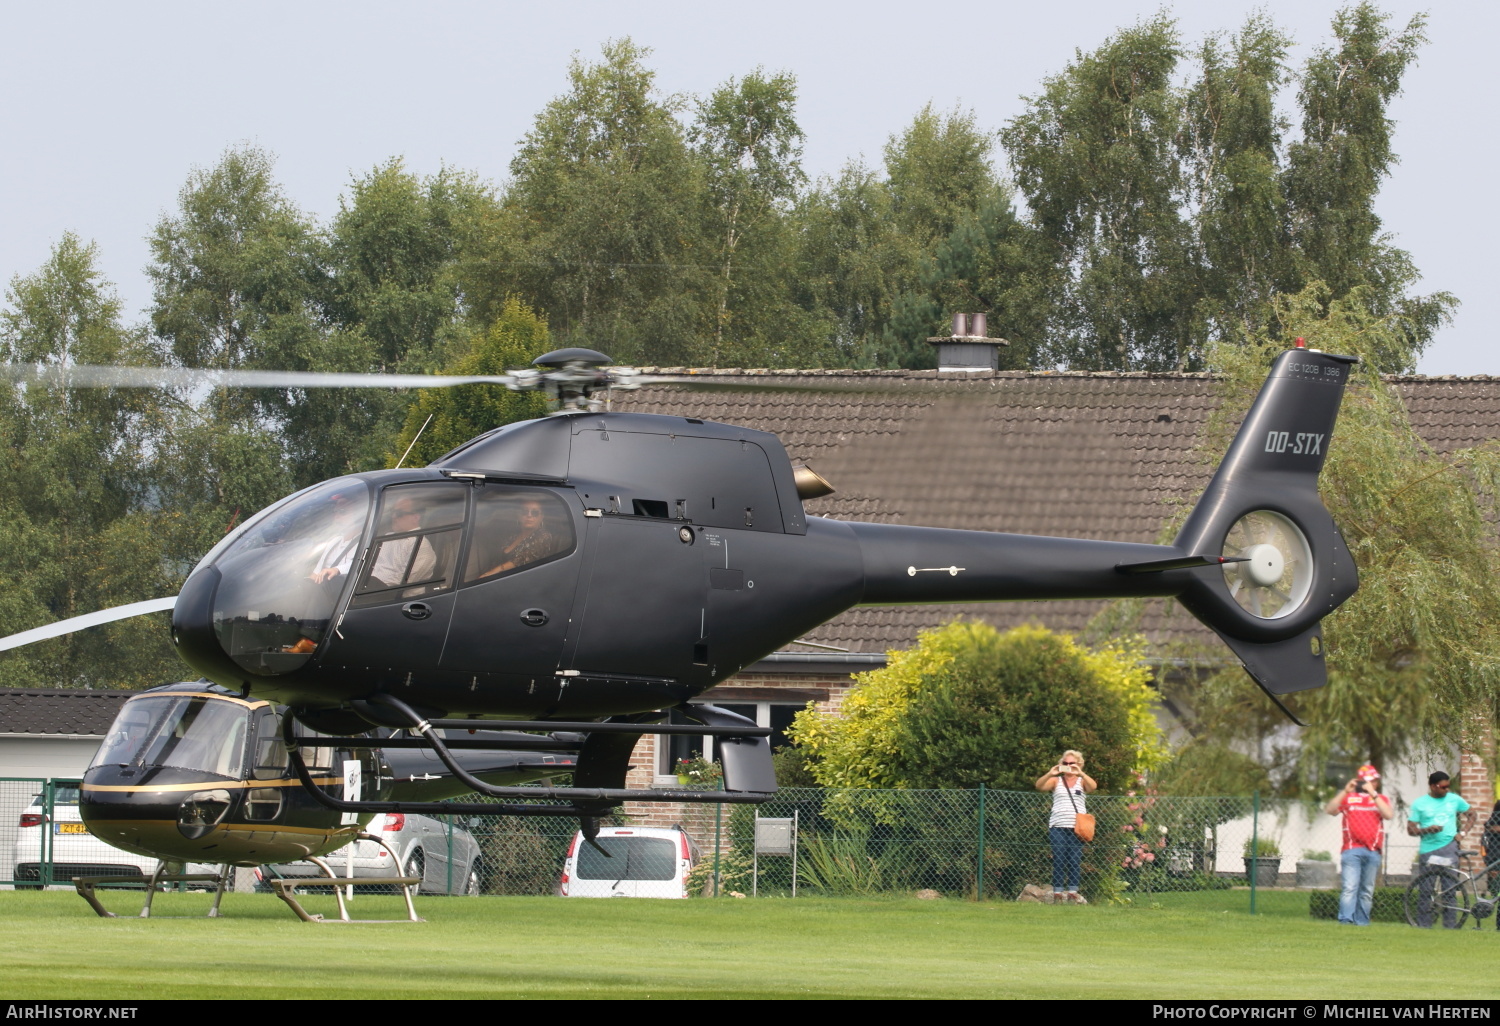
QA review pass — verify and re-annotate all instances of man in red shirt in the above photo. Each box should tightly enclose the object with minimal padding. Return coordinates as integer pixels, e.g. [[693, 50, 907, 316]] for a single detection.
[[1323, 763, 1394, 925]]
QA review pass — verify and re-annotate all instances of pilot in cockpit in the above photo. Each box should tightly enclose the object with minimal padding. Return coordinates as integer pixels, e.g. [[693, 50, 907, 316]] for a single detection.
[[308, 489, 363, 585], [368, 495, 438, 593]]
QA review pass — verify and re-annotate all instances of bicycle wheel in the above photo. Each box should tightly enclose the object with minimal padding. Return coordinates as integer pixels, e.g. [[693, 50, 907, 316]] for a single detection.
[[1405, 868, 1475, 929]]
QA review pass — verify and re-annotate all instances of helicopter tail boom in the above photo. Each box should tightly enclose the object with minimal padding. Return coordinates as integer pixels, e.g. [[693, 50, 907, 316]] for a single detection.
[[844, 347, 1358, 697]]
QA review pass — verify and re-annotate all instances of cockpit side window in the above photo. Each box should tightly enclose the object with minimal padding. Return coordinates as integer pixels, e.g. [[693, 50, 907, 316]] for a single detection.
[[252, 708, 288, 779], [462, 489, 575, 584], [350, 483, 467, 608]]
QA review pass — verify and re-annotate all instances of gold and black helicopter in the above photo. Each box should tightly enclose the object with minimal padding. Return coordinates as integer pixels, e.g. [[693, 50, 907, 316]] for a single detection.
[[0, 344, 1359, 911]]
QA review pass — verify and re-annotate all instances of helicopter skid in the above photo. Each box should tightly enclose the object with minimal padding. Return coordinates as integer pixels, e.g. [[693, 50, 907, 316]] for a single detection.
[[267, 864, 422, 924], [73, 868, 230, 919]]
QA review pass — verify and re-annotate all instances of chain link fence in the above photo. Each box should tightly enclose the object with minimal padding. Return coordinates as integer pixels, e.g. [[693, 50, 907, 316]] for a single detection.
[[456, 787, 1364, 903], [3, 779, 1411, 904], [730, 788, 1256, 902], [1, 778, 49, 888]]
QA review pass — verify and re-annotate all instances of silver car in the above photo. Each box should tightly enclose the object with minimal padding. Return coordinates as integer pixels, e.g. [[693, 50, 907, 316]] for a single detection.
[[265, 812, 485, 895]]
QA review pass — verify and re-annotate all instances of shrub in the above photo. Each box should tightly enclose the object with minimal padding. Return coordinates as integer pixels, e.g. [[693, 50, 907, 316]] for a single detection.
[[791, 622, 1165, 794], [474, 817, 567, 895], [1309, 888, 1405, 922]]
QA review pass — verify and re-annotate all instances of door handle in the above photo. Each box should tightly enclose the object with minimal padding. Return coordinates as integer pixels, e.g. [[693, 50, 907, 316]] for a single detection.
[[401, 602, 432, 621], [520, 608, 549, 627]]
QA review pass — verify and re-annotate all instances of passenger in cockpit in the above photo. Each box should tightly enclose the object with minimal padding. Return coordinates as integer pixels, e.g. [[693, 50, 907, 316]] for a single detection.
[[478, 499, 560, 578]]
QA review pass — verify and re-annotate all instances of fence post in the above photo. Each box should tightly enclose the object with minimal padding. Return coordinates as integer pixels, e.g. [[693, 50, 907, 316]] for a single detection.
[[976, 783, 987, 901], [792, 808, 799, 898], [714, 802, 723, 897], [40, 779, 54, 889], [1249, 790, 1260, 915], [445, 815, 454, 894]]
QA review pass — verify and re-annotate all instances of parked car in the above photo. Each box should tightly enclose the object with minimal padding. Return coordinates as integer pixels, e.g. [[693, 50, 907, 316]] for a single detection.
[[265, 812, 484, 895], [558, 825, 698, 898], [13, 783, 213, 888]]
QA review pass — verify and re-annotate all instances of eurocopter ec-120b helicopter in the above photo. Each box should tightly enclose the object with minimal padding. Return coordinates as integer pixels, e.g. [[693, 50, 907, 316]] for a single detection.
[[0, 343, 1358, 883]]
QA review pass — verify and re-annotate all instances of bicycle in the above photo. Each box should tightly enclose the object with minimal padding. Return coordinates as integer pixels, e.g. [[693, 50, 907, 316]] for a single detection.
[[1403, 848, 1500, 929]]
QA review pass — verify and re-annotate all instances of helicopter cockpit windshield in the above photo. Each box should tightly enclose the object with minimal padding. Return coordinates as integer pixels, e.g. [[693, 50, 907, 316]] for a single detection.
[[206, 478, 371, 675], [90, 694, 251, 779]]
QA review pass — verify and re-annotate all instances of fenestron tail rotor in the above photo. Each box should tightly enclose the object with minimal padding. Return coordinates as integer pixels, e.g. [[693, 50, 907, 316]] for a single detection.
[[1221, 510, 1314, 619]]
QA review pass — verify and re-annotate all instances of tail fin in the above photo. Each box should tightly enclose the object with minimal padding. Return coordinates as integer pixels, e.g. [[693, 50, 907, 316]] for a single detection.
[[1172, 348, 1359, 697]]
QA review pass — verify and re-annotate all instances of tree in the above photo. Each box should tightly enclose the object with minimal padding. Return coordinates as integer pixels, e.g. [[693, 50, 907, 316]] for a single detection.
[[790, 161, 899, 367], [1179, 14, 1295, 342], [499, 40, 710, 366], [1002, 14, 1197, 371], [878, 106, 1041, 369], [999, 5, 1450, 372], [691, 69, 807, 367], [789, 621, 1165, 793], [1283, 5, 1452, 368], [0, 235, 180, 688], [387, 298, 551, 468], [327, 159, 501, 372], [796, 107, 1022, 369], [149, 145, 327, 379], [146, 145, 334, 492], [886, 188, 1054, 370]]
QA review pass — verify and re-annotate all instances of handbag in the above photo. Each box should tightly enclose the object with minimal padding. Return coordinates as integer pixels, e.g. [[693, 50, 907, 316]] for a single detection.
[[1065, 782, 1095, 842]]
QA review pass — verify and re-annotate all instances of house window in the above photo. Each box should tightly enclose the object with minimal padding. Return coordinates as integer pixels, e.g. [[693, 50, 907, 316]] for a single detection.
[[654, 702, 800, 782]]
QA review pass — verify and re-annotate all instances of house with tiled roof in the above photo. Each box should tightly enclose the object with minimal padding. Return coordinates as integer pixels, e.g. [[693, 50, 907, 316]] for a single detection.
[[601, 361, 1500, 836], [0, 688, 138, 880], [0, 688, 136, 778]]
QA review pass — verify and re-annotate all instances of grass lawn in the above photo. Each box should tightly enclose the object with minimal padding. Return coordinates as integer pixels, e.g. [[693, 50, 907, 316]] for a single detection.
[[1, 887, 1495, 1000]]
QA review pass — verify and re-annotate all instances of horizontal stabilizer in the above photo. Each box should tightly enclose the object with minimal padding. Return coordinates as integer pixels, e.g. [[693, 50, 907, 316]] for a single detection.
[[1116, 555, 1247, 575]]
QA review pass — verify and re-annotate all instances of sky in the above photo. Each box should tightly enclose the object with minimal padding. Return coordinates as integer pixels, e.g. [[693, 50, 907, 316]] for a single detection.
[[1, 0, 1492, 374]]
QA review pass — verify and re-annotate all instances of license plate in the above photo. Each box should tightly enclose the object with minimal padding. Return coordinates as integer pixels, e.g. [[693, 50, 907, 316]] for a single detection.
[[55, 822, 89, 835]]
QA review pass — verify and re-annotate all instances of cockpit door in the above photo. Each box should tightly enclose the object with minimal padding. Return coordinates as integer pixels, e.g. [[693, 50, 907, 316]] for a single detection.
[[438, 486, 581, 680], [331, 482, 467, 672]]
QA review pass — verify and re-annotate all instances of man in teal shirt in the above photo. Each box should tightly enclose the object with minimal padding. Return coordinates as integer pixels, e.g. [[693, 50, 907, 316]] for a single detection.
[[1408, 771, 1475, 929]]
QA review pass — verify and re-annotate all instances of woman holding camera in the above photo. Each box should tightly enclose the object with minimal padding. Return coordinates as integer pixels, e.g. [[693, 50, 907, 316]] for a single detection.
[[1035, 750, 1097, 904]]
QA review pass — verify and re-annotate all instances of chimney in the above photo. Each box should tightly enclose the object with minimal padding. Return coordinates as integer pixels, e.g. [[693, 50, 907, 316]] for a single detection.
[[927, 313, 1008, 372]]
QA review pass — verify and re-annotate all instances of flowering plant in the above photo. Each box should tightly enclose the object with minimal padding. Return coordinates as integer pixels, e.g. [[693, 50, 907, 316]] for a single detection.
[[1120, 772, 1167, 871], [675, 756, 722, 788]]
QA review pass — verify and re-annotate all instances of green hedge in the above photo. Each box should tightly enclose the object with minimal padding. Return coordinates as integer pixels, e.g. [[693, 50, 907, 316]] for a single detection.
[[1308, 888, 1405, 922]]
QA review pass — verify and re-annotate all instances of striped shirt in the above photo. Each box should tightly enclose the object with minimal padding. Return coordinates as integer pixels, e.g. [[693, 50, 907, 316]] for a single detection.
[[1049, 776, 1087, 828]]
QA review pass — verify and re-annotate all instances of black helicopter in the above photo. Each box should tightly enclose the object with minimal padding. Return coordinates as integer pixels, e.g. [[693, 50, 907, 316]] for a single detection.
[[0, 343, 1358, 867]]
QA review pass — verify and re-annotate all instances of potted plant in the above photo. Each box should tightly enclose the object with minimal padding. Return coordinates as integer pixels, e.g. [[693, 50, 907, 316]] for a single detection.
[[1242, 837, 1282, 888], [674, 756, 722, 789], [1296, 849, 1337, 889]]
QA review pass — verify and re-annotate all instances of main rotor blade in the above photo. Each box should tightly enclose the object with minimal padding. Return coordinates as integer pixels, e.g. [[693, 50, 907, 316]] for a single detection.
[[0, 364, 520, 390], [0, 597, 177, 654], [628, 373, 945, 395]]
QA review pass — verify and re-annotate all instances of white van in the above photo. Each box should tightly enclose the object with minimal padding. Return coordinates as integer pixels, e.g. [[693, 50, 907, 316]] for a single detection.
[[558, 826, 699, 898]]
